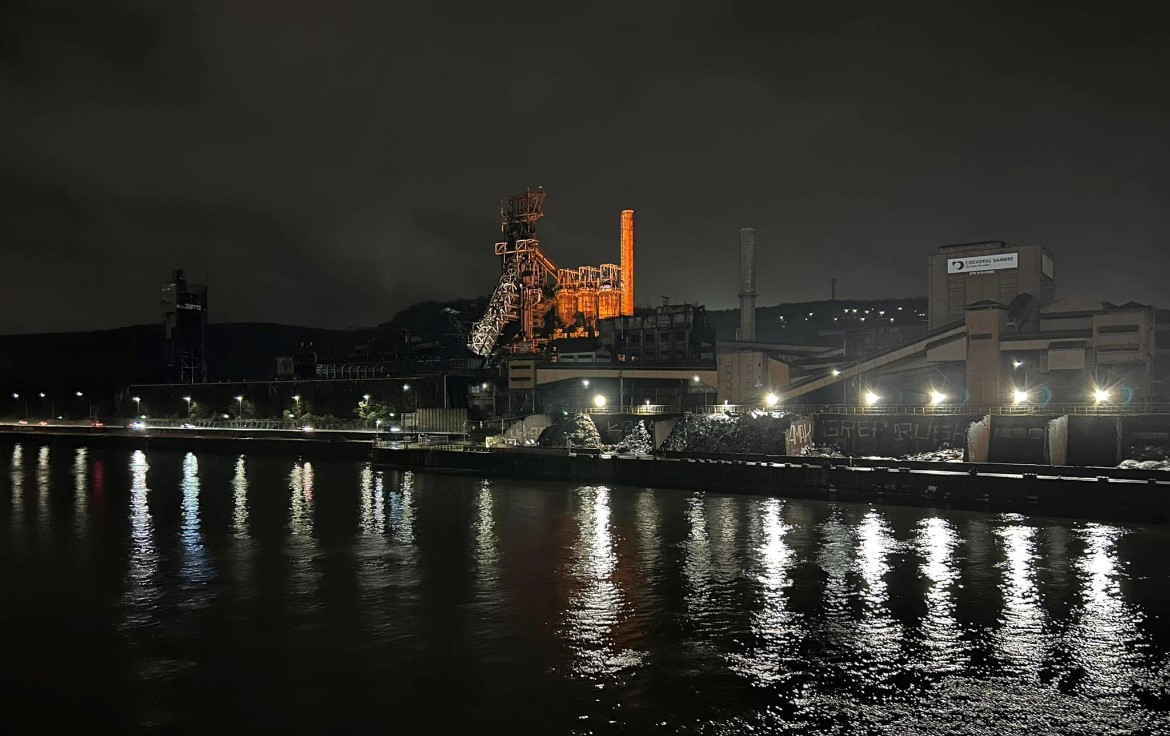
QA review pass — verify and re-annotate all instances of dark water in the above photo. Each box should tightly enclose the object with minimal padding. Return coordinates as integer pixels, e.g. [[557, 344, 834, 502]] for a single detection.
[[2, 442, 1169, 734]]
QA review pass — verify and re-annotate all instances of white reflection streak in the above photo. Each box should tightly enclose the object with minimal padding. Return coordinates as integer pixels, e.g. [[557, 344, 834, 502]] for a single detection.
[[683, 494, 713, 620], [289, 460, 315, 538], [389, 470, 415, 544], [73, 448, 88, 537], [359, 464, 375, 535], [1068, 523, 1141, 696], [36, 446, 50, 530], [9, 444, 24, 544], [994, 522, 1046, 677], [709, 496, 739, 583], [565, 486, 641, 678], [373, 470, 385, 532], [856, 511, 902, 664], [475, 480, 499, 585], [288, 460, 317, 602], [123, 450, 159, 628], [915, 517, 964, 672], [817, 511, 853, 638], [180, 453, 212, 588], [731, 498, 799, 685], [231, 456, 248, 537]]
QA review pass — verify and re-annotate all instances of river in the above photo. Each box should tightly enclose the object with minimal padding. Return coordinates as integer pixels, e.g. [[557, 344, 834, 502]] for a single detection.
[[2, 441, 1168, 733]]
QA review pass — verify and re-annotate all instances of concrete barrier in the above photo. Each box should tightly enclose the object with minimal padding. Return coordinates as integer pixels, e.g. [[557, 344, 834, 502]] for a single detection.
[[813, 414, 982, 456]]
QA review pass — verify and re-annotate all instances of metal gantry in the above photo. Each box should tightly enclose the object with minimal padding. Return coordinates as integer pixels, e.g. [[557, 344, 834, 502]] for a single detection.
[[468, 188, 633, 358]]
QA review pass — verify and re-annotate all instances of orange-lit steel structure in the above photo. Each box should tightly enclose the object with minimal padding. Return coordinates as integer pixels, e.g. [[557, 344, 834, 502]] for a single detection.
[[469, 189, 634, 357]]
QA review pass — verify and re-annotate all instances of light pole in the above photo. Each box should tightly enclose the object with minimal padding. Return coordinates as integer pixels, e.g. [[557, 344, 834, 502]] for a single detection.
[[76, 390, 93, 419], [375, 418, 382, 442], [39, 392, 54, 418], [235, 395, 244, 417], [183, 395, 192, 417], [12, 392, 27, 420], [132, 396, 142, 418]]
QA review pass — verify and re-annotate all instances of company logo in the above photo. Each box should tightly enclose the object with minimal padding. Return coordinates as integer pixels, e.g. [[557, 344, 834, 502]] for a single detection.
[[951, 260, 964, 271]]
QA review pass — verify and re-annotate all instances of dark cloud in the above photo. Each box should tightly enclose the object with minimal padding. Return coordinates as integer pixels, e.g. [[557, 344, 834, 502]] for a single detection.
[[1, 1, 1167, 333]]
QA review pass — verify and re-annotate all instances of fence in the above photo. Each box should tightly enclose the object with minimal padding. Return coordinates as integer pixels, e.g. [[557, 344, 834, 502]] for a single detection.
[[578, 402, 1170, 417]]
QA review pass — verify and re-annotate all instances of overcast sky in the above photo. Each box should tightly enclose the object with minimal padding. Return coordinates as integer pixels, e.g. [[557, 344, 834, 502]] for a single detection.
[[1, 1, 1167, 333]]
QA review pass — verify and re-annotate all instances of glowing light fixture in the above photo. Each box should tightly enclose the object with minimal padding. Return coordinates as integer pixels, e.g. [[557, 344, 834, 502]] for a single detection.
[[1012, 389, 1029, 405], [831, 369, 841, 377], [1093, 388, 1112, 404], [929, 390, 947, 406], [592, 394, 607, 408], [764, 393, 779, 408], [864, 391, 881, 407]]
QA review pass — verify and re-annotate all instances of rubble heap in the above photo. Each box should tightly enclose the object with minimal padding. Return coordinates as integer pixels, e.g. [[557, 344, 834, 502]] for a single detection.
[[608, 422, 654, 455], [800, 444, 845, 458], [537, 413, 602, 449], [900, 446, 965, 462], [1119, 445, 1170, 471], [661, 411, 792, 455]]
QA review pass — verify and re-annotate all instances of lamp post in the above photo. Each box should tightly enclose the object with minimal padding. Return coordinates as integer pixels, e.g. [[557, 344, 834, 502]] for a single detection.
[[76, 390, 93, 419], [132, 395, 142, 419], [12, 392, 27, 420], [375, 418, 382, 442], [235, 395, 244, 417], [183, 395, 192, 417], [39, 392, 54, 418]]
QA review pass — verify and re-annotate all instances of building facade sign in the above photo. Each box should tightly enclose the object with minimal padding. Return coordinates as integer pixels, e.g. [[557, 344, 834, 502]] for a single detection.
[[947, 252, 1018, 274]]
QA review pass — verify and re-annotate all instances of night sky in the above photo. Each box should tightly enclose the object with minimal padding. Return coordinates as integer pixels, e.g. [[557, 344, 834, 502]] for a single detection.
[[2, 1, 1167, 334]]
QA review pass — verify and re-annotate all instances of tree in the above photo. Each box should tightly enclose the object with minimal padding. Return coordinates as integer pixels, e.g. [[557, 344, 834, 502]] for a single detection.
[[356, 396, 397, 424]]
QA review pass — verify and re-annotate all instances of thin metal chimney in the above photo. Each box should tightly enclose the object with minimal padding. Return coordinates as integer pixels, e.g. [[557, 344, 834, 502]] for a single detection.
[[739, 227, 757, 341]]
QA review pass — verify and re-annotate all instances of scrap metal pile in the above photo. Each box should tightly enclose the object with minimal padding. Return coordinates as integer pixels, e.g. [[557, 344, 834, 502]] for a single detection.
[[660, 411, 792, 455]]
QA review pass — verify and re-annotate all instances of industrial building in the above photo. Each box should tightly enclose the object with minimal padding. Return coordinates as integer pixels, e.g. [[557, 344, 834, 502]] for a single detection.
[[928, 240, 1055, 329], [597, 302, 715, 363], [161, 268, 208, 384]]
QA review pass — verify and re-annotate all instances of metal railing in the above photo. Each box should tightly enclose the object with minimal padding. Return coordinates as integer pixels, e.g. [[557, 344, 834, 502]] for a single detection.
[[570, 402, 1170, 416]]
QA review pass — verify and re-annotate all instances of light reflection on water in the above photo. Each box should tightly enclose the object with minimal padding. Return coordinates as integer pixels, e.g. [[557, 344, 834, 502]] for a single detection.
[[728, 498, 800, 685], [995, 518, 1048, 678], [915, 517, 964, 673], [1068, 523, 1143, 696], [3, 443, 1170, 734], [122, 450, 159, 630], [564, 486, 643, 679]]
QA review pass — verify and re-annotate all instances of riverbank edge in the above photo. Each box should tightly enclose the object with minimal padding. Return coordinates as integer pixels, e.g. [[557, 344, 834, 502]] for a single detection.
[[374, 447, 1170, 523]]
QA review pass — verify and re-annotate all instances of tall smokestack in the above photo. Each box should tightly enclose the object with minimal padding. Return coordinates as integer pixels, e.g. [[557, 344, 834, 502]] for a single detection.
[[620, 209, 634, 317], [739, 227, 757, 341]]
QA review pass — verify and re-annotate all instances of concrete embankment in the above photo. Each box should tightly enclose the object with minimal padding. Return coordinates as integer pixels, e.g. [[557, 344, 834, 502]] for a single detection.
[[374, 447, 1170, 522], [0, 425, 375, 460]]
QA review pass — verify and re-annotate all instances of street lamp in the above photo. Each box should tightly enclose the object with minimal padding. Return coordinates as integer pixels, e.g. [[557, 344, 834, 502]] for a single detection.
[[235, 395, 244, 416], [133, 396, 142, 418], [764, 393, 779, 408], [593, 394, 607, 409], [582, 379, 590, 388], [864, 390, 881, 407], [1012, 389, 1030, 405], [183, 395, 192, 417], [363, 394, 371, 402], [929, 390, 948, 406], [1093, 387, 1112, 404], [375, 418, 382, 441]]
